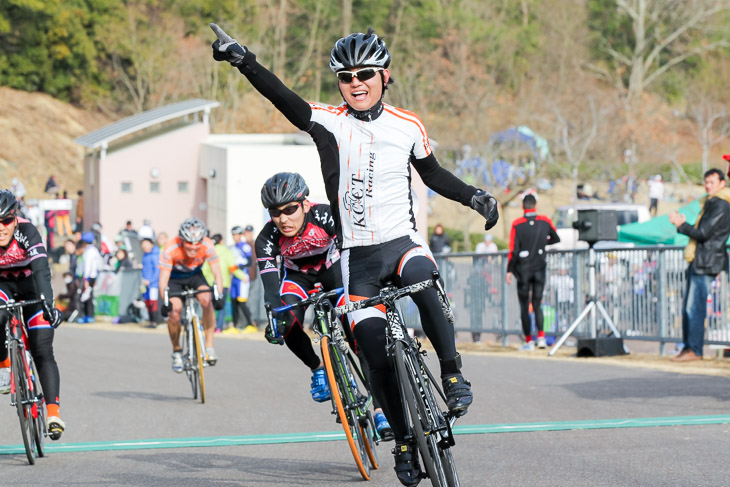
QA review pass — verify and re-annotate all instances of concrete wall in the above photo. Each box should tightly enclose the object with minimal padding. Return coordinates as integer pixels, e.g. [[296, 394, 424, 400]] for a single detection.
[[99, 123, 209, 238]]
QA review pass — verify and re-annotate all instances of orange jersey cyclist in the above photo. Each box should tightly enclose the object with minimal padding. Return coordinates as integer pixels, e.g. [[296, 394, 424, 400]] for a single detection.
[[0, 190, 65, 440], [212, 25, 499, 486], [159, 218, 224, 373]]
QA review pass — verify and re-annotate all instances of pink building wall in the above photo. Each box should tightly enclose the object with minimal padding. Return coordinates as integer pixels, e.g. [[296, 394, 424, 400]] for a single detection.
[[95, 123, 209, 238]]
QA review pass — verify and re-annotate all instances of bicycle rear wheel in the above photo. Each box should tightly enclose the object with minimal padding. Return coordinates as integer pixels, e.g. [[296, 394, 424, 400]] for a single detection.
[[394, 341, 457, 487], [320, 336, 370, 480], [29, 357, 46, 457], [11, 342, 35, 465], [192, 315, 206, 404]]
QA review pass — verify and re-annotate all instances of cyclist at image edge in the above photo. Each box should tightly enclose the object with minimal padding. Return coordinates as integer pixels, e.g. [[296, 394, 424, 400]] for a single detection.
[[256, 172, 394, 441], [159, 218, 225, 372], [0, 190, 65, 439], [212, 25, 499, 486]]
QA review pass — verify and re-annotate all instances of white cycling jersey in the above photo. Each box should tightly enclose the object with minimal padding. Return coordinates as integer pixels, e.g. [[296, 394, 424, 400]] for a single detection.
[[309, 102, 431, 248]]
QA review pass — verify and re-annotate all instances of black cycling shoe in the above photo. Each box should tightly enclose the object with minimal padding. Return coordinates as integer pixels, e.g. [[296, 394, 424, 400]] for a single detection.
[[442, 373, 473, 417], [393, 441, 422, 487]]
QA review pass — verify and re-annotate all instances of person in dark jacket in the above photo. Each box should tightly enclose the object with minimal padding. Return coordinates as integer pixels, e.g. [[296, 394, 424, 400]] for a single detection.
[[669, 167, 730, 362], [506, 194, 560, 351]]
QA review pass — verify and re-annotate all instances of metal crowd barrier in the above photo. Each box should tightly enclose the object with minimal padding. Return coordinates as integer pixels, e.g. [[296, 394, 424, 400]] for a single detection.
[[429, 246, 730, 354], [101, 246, 730, 355]]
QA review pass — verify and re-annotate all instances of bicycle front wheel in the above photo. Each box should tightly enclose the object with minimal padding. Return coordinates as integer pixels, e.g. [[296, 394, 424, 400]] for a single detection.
[[192, 315, 206, 404], [183, 323, 198, 400], [394, 341, 458, 487], [320, 336, 370, 480], [11, 342, 35, 465], [29, 357, 46, 458]]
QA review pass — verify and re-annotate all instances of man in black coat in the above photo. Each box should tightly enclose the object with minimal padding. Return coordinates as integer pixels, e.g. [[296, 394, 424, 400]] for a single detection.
[[669, 167, 730, 362]]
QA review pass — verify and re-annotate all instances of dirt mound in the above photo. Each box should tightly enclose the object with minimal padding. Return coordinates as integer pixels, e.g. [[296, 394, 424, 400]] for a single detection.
[[0, 87, 110, 197]]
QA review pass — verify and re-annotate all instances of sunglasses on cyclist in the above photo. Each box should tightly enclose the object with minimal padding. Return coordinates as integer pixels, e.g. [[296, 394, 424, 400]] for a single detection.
[[336, 67, 383, 84], [269, 202, 301, 218], [0, 216, 15, 226]]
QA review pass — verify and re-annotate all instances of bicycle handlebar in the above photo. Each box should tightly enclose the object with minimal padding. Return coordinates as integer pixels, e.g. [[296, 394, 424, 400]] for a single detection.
[[268, 287, 344, 315], [0, 298, 45, 312], [333, 270, 445, 317]]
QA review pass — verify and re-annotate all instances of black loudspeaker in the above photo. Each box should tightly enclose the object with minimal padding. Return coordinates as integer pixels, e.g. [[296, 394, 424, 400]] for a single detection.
[[574, 209, 618, 243], [576, 337, 627, 357]]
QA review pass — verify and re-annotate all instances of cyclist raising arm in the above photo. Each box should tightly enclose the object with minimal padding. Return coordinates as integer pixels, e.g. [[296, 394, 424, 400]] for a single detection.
[[0, 190, 65, 439], [257, 172, 393, 440], [212, 25, 498, 486], [159, 218, 224, 372]]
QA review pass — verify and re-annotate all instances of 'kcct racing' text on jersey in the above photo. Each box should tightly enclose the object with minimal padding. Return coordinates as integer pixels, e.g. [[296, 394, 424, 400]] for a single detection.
[[255, 204, 340, 306], [238, 57, 478, 249], [159, 236, 218, 279], [0, 218, 54, 302]]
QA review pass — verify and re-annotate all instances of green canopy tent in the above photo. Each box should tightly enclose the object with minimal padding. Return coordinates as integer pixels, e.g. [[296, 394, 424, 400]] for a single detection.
[[617, 200, 701, 246]]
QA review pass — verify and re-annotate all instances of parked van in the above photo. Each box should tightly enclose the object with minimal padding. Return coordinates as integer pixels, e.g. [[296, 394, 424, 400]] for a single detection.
[[548, 203, 651, 250]]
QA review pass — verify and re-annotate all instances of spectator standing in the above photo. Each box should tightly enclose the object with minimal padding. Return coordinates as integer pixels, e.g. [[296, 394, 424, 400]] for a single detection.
[[506, 194, 560, 351], [77, 232, 104, 323], [669, 167, 730, 362], [475, 234, 498, 253], [55, 191, 73, 237], [156, 231, 168, 249], [10, 177, 26, 200], [63, 238, 78, 276], [229, 225, 256, 332], [648, 175, 664, 216], [140, 238, 163, 328], [429, 223, 451, 254], [204, 233, 245, 332], [74, 190, 84, 232], [44, 175, 59, 195]]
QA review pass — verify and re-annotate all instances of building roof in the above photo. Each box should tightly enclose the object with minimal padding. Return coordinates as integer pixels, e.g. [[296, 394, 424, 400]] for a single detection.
[[74, 99, 220, 149]]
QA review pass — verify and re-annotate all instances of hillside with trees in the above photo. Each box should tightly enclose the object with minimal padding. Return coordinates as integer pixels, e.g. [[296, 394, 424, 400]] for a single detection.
[[3, 0, 730, 197]]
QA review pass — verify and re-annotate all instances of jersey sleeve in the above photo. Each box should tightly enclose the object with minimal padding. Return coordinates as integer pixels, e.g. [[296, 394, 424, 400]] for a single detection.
[[255, 223, 282, 306], [203, 237, 218, 264], [18, 222, 54, 303]]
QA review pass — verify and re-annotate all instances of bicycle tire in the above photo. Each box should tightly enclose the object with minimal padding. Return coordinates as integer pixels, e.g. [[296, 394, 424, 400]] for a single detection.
[[320, 336, 370, 480], [184, 320, 198, 400], [29, 357, 46, 458], [360, 411, 380, 470], [394, 340, 451, 487], [192, 315, 206, 404], [11, 342, 35, 465]]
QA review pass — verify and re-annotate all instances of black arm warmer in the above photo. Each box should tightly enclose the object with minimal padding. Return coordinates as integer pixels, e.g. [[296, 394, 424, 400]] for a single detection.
[[412, 153, 478, 207], [237, 52, 312, 131]]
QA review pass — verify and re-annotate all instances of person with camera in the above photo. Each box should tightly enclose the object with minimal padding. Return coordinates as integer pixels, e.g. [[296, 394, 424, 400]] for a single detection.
[[669, 167, 730, 362], [506, 194, 560, 351]]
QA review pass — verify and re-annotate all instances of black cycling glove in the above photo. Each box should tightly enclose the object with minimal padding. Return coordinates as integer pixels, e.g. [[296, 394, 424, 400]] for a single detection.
[[43, 304, 63, 329], [471, 190, 499, 230]]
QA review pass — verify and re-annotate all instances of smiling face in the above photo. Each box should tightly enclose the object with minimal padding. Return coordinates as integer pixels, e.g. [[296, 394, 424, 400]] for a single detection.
[[0, 215, 17, 247], [338, 67, 389, 112], [271, 200, 310, 237]]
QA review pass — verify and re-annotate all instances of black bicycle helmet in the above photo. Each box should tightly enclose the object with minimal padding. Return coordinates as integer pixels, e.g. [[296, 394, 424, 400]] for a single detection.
[[0, 189, 19, 219], [261, 172, 309, 209], [329, 29, 391, 72], [179, 217, 207, 244]]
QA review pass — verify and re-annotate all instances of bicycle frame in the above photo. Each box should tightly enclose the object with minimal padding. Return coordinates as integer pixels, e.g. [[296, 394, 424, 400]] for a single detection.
[[333, 270, 461, 487], [167, 287, 210, 403], [1, 298, 47, 464], [267, 286, 379, 479]]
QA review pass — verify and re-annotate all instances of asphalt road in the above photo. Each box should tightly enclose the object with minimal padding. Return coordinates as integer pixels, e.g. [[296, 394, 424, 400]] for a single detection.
[[2, 324, 730, 486]]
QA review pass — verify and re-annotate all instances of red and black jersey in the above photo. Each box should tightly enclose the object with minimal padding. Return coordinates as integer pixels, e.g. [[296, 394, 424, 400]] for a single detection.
[[0, 218, 54, 302], [507, 210, 560, 276], [255, 204, 340, 307]]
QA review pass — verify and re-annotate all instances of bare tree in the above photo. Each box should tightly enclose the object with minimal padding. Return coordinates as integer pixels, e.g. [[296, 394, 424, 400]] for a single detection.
[[687, 96, 730, 174]]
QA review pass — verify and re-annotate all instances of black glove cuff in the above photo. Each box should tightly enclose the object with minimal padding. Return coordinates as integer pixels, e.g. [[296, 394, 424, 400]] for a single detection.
[[236, 50, 258, 75]]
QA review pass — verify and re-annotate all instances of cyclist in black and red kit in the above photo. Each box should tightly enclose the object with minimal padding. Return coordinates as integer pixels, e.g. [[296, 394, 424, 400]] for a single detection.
[[506, 194, 560, 351], [257, 172, 393, 440], [0, 189, 65, 440], [212, 24, 498, 486]]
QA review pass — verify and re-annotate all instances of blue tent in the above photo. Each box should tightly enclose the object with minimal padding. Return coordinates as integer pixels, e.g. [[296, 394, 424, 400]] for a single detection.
[[490, 126, 551, 162]]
